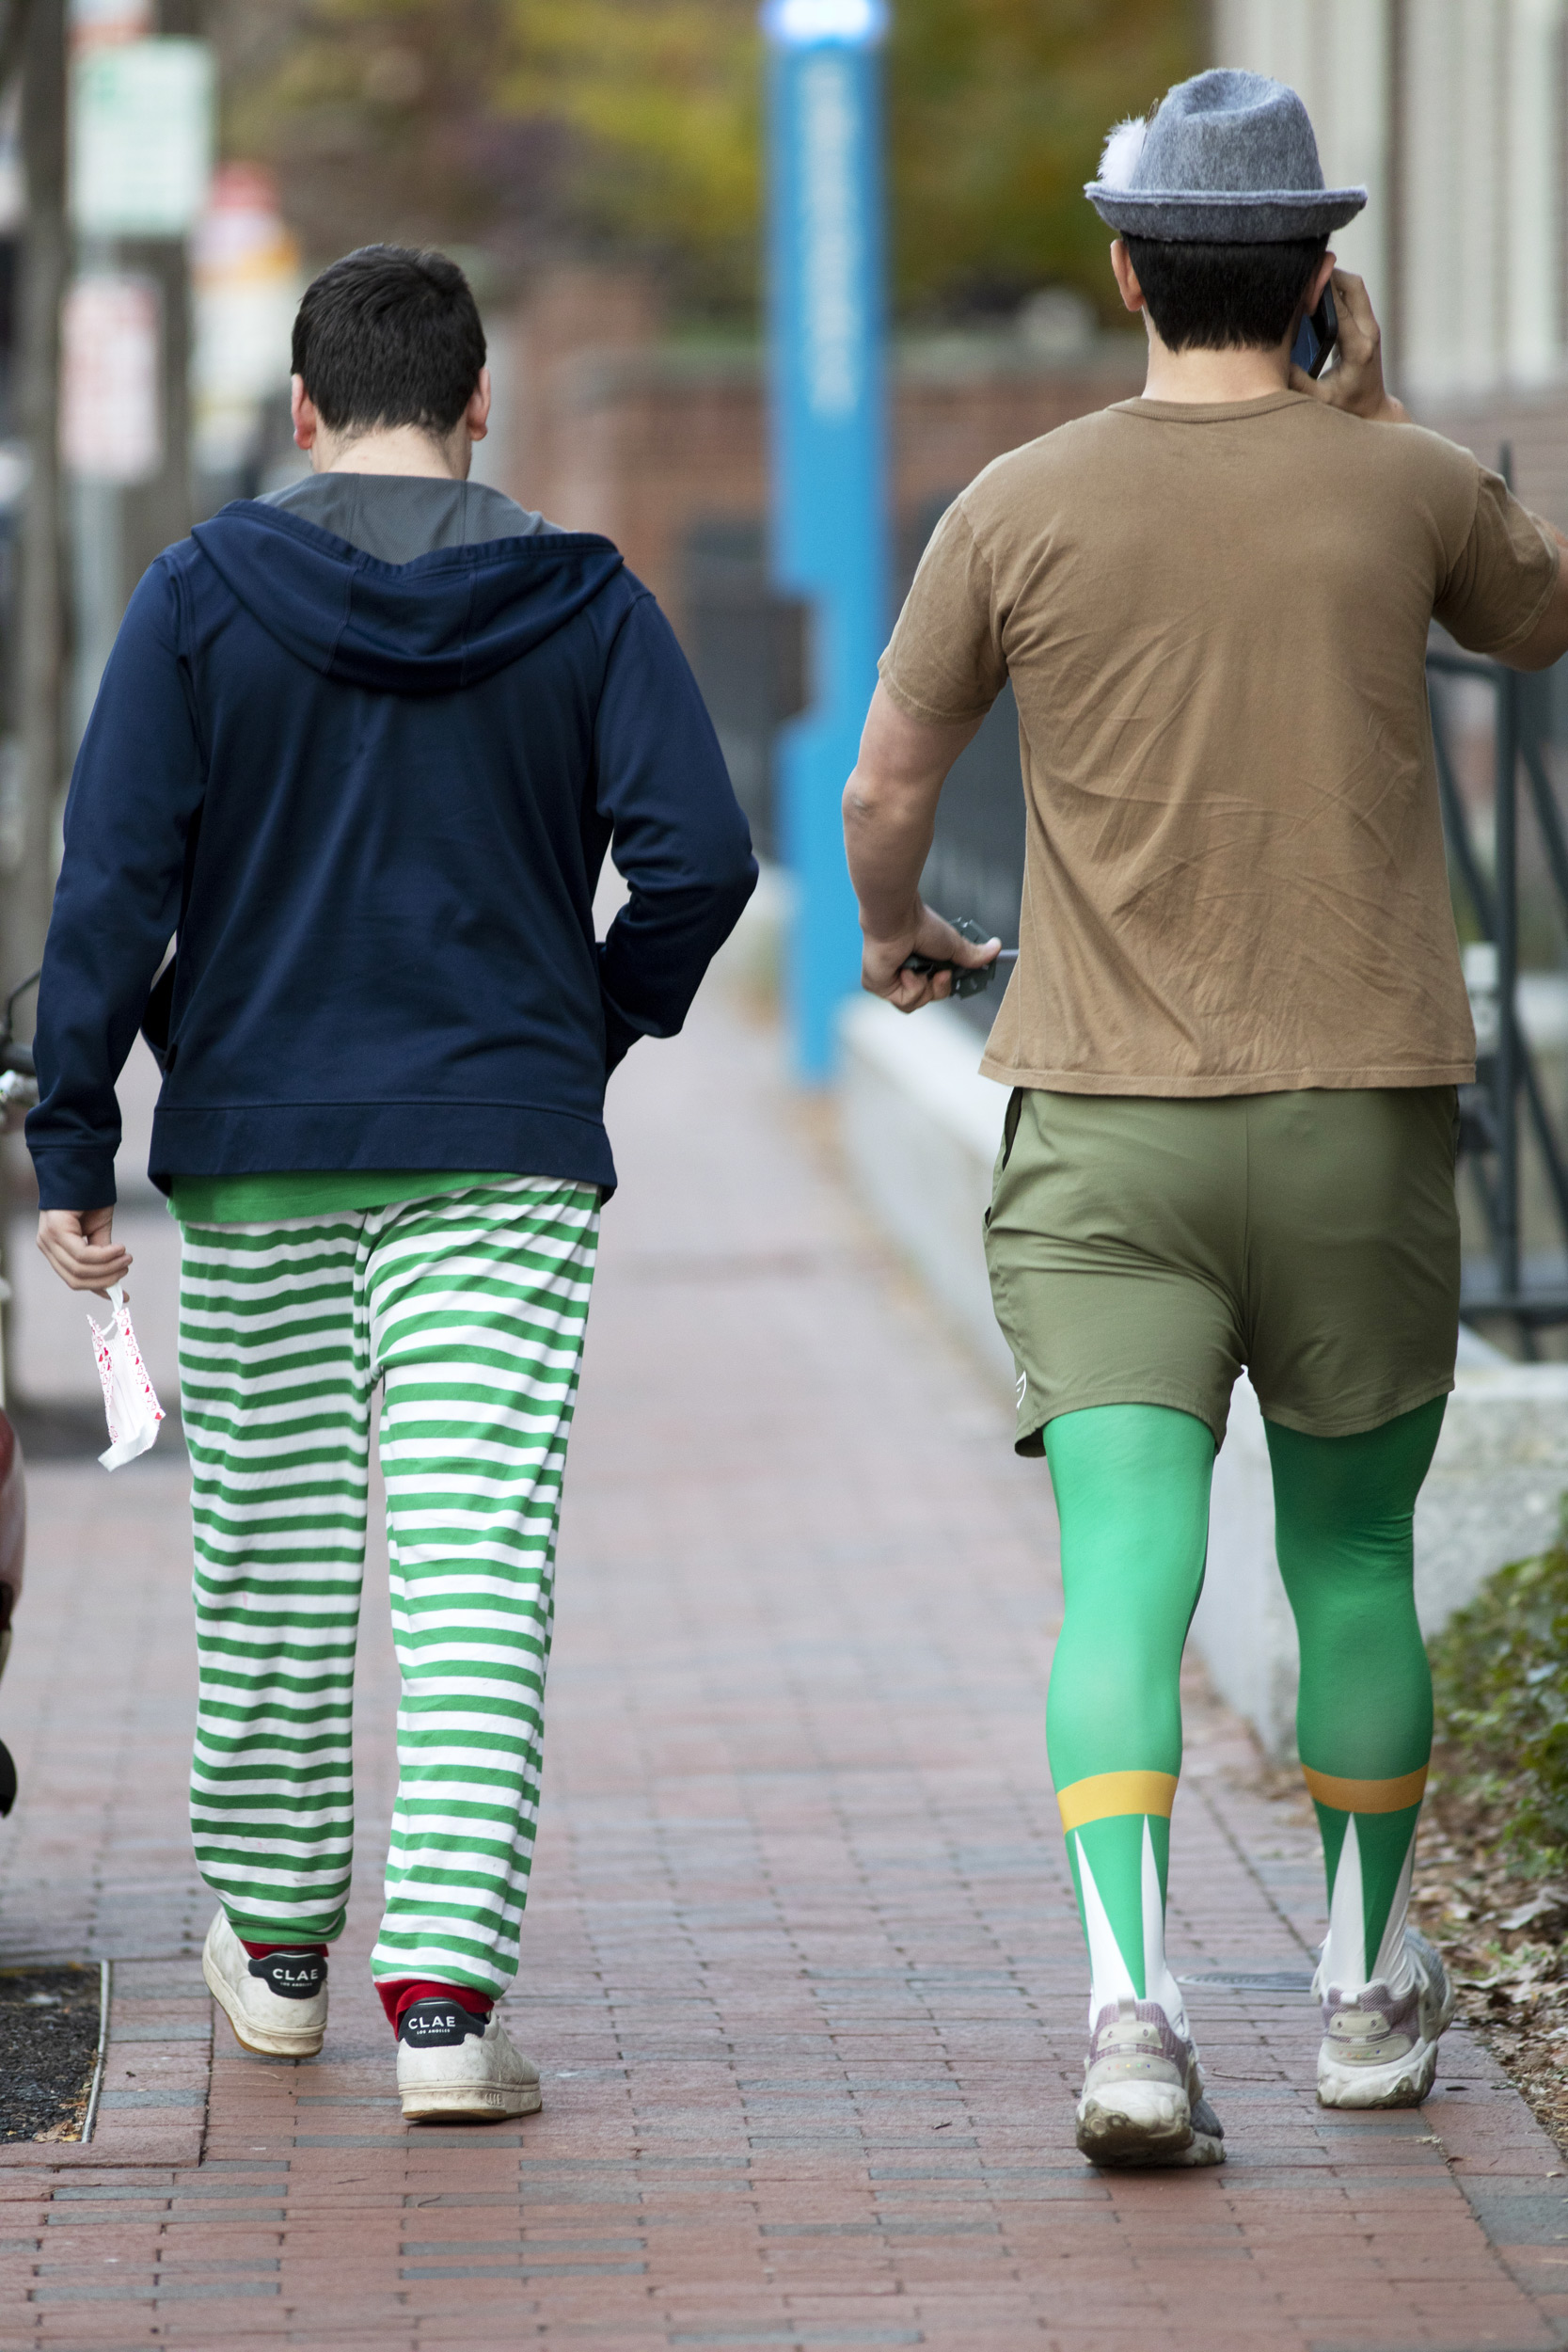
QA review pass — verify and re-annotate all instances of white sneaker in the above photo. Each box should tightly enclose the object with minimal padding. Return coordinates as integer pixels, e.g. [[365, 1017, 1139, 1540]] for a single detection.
[[396, 1995, 543, 2124], [1316, 1925, 1456, 2108], [1075, 1998, 1226, 2168], [202, 1909, 327, 2058]]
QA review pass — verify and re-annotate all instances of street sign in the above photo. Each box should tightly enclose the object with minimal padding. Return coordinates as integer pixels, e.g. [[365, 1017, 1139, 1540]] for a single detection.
[[61, 273, 163, 485], [194, 164, 304, 474], [71, 37, 214, 237], [762, 0, 889, 1079]]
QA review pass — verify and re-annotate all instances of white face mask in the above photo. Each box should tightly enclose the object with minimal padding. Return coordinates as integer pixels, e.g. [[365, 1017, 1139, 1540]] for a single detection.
[[87, 1283, 165, 1470]]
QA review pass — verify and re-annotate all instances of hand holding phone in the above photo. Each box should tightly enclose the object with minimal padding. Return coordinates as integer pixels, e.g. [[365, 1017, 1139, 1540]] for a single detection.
[[1292, 270, 1405, 424], [1291, 282, 1338, 380]]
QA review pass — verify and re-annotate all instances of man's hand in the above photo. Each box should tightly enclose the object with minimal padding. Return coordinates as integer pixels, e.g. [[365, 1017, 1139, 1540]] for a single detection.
[[1291, 269, 1407, 424], [862, 904, 1001, 1013], [37, 1207, 131, 1295]]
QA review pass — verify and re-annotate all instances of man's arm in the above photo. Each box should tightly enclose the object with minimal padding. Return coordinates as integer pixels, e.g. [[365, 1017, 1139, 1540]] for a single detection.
[[1299, 270, 1568, 671], [842, 683, 999, 1012], [594, 593, 757, 1066], [1496, 523, 1568, 673], [30, 562, 206, 1290]]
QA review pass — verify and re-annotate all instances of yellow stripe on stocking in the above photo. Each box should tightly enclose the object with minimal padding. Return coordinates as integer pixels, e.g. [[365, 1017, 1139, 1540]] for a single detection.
[[1300, 1763, 1428, 1814], [1056, 1769, 1179, 1833]]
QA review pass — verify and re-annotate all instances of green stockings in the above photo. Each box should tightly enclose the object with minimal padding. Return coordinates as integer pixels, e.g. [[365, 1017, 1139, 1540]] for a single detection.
[[1045, 1397, 1444, 2025], [1045, 1406, 1212, 2029], [1269, 1403, 1443, 1996]]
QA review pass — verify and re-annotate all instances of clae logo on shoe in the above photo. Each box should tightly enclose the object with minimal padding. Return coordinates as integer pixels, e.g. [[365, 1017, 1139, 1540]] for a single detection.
[[399, 1998, 486, 2045], [248, 1952, 325, 2001]]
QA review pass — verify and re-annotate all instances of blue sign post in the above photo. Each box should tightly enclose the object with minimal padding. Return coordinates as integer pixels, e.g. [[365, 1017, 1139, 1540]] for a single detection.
[[762, 0, 889, 1081]]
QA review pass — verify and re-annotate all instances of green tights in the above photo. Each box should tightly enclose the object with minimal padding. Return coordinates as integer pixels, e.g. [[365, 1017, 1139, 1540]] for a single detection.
[[1044, 1398, 1443, 2026]]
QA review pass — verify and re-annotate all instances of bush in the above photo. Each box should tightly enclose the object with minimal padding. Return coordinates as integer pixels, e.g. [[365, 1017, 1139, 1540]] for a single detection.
[[1429, 1504, 1568, 1867]]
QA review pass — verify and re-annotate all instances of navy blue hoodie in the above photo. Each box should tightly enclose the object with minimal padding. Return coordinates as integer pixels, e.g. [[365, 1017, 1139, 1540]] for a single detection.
[[26, 501, 757, 1208]]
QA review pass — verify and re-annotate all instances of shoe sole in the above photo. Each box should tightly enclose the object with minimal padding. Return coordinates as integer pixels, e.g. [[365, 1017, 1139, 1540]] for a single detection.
[[1128, 2126, 1227, 2168], [1317, 2037, 1440, 2108], [401, 2084, 544, 2124], [202, 1946, 325, 2060], [1076, 2092, 1196, 2168]]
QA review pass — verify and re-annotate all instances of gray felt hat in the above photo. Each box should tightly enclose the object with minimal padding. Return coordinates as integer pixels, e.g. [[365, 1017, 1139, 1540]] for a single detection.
[[1085, 68, 1367, 243]]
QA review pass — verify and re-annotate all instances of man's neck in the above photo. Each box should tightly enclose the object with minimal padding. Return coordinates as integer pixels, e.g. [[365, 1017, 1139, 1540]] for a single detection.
[[1139, 330, 1294, 405], [312, 422, 469, 479]]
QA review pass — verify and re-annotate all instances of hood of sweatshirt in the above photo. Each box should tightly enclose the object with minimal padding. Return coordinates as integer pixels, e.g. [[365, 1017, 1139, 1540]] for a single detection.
[[190, 501, 626, 696]]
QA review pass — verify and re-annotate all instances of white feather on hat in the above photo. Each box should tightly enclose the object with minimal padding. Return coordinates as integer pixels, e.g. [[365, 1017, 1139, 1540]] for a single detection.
[[1097, 116, 1148, 192]]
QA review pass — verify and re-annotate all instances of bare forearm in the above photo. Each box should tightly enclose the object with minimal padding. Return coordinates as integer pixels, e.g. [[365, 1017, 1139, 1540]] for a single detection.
[[843, 774, 936, 945], [840, 684, 996, 1010], [842, 686, 981, 931]]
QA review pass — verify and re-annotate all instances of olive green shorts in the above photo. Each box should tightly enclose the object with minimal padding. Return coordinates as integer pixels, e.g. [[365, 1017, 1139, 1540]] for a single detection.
[[984, 1088, 1461, 1454]]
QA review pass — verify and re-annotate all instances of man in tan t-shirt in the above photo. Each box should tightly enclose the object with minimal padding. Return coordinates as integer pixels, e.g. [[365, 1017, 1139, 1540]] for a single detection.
[[842, 68, 1568, 2170]]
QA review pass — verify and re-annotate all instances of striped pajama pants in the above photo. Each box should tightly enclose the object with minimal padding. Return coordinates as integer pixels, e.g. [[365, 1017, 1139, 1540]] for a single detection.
[[178, 1178, 599, 1995]]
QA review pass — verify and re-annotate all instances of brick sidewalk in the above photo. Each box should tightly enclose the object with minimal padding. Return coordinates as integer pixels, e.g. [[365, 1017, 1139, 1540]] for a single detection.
[[0, 994, 1560, 2349]]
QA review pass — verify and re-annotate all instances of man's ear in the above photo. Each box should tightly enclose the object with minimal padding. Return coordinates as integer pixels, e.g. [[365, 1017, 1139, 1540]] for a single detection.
[[1109, 238, 1145, 317], [290, 376, 318, 452], [1305, 249, 1336, 316], [466, 365, 492, 445]]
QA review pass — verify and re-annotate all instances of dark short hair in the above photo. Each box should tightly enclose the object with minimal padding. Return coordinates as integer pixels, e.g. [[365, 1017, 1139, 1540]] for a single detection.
[[1122, 233, 1327, 353], [291, 245, 486, 437]]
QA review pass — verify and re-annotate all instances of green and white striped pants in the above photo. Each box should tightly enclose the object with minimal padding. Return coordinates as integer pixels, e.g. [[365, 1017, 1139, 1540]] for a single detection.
[[178, 1178, 599, 1996]]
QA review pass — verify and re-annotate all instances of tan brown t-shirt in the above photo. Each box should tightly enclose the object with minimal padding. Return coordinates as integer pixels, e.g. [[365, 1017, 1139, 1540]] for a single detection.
[[880, 390, 1559, 1094]]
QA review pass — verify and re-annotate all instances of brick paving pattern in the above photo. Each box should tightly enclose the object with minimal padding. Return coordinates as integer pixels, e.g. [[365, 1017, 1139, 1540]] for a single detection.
[[0, 993, 1560, 2348]]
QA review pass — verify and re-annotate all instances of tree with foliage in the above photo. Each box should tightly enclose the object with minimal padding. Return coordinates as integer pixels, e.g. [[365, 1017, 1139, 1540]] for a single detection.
[[888, 0, 1198, 315], [220, 0, 1198, 320]]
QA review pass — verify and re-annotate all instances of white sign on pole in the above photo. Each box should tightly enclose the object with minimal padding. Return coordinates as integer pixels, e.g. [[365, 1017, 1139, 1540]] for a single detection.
[[71, 38, 215, 237], [61, 273, 163, 484], [193, 165, 305, 473], [762, 0, 887, 46]]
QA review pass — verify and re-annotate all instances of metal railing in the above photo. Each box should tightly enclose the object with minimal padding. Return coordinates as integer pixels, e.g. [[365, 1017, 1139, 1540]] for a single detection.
[[1430, 640, 1568, 1344]]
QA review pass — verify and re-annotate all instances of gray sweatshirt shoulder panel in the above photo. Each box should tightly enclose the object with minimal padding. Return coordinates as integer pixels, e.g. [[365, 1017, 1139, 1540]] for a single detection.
[[259, 473, 559, 564]]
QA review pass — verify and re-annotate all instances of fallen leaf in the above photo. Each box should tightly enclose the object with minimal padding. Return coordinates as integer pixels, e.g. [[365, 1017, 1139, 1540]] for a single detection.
[[1502, 1892, 1568, 1932]]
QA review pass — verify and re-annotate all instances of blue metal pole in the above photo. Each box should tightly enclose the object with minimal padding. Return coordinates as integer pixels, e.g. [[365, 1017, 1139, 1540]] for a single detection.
[[762, 0, 889, 1082]]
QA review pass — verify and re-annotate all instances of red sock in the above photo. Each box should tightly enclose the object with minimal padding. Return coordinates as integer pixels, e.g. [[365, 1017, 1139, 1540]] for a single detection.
[[378, 1978, 495, 2034], [241, 1938, 327, 1959]]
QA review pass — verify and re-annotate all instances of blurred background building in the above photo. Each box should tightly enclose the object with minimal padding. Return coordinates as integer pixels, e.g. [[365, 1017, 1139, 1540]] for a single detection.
[[1218, 1, 1568, 506]]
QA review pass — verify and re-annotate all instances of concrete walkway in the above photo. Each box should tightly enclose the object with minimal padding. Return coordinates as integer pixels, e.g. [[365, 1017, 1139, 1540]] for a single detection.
[[0, 993, 1560, 2348]]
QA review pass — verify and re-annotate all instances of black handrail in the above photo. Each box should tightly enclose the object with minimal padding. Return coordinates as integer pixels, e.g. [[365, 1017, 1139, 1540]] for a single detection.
[[1429, 641, 1568, 1341]]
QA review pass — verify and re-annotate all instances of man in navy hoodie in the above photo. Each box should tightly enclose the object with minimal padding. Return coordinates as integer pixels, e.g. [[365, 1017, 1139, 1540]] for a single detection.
[[27, 245, 756, 2121]]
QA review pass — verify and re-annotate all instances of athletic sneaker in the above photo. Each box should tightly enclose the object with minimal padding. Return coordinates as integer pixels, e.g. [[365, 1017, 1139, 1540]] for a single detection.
[[396, 1996, 543, 2124], [1316, 1925, 1456, 2108], [1075, 1997, 1226, 2168], [202, 1909, 327, 2059]]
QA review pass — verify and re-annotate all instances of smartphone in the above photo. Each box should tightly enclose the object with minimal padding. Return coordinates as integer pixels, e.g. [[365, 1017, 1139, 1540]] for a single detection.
[[1291, 282, 1338, 379]]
